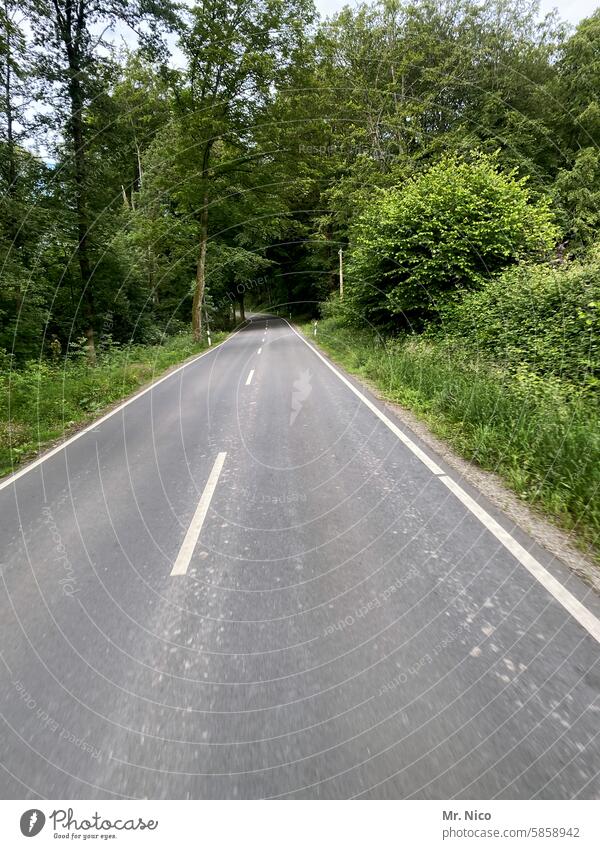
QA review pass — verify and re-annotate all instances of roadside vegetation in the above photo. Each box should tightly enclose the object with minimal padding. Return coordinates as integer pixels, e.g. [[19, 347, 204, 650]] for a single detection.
[[311, 130, 600, 552], [307, 316, 600, 550], [0, 332, 223, 477]]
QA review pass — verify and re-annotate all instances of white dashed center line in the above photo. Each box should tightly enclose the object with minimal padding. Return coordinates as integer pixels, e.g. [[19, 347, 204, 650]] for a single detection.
[[171, 452, 227, 576], [246, 369, 255, 385]]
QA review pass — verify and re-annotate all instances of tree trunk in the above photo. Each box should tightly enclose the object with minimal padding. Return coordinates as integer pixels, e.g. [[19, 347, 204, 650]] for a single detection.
[[62, 6, 96, 362], [70, 96, 96, 361], [84, 326, 96, 365], [191, 140, 215, 341], [238, 293, 245, 322], [3, 3, 16, 198], [192, 190, 209, 342]]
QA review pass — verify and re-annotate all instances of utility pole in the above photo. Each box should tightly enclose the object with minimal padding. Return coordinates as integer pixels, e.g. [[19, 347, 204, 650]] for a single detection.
[[339, 248, 344, 299]]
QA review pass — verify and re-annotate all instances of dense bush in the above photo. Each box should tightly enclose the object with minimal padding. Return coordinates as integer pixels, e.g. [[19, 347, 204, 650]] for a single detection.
[[344, 154, 558, 328], [437, 254, 600, 391]]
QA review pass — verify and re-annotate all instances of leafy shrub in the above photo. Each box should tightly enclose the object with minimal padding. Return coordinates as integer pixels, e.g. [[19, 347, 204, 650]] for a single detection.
[[437, 254, 600, 391], [345, 153, 558, 327]]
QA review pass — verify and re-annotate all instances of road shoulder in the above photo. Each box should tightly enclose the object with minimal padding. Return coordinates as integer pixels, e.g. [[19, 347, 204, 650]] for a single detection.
[[0, 328, 239, 490], [296, 323, 600, 595]]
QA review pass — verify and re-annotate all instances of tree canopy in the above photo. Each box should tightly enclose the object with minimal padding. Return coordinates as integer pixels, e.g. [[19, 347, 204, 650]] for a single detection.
[[1, 0, 599, 360]]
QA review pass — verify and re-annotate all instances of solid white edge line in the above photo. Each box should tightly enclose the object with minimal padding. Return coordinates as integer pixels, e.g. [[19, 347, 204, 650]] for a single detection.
[[170, 452, 227, 576], [441, 476, 600, 643], [284, 319, 600, 644], [245, 369, 255, 385], [0, 322, 250, 493], [284, 322, 444, 476]]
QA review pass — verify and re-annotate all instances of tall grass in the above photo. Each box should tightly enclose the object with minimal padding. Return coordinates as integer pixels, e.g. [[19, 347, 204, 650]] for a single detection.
[[308, 318, 600, 550], [0, 331, 224, 477]]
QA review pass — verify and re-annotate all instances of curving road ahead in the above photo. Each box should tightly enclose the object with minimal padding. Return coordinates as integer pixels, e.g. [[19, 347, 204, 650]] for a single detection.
[[0, 315, 599, 799]]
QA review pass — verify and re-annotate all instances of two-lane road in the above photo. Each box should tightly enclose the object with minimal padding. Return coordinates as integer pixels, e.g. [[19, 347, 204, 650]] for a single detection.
[[0, 315, 599, 799]]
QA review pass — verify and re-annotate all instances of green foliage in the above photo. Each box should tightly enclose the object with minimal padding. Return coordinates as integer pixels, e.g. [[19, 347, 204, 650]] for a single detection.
[[0, 0, 595, 359], [345, 154, 558, 326], [555, 9, 600, 152], [553, 148, 600, 249], [437, 254, 600, 390], [0, 331, 223, 475]]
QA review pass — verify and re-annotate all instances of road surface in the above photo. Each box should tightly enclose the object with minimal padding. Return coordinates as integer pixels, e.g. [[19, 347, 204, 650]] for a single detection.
[[0, 315, 599, 799]]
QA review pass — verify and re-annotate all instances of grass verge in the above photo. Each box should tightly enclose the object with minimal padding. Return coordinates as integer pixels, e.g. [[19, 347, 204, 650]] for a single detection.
[[0, 331, 226, 477], [302, 318, 600, 555]]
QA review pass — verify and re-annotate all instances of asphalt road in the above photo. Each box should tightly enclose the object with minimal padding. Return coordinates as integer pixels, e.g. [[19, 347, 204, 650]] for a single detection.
[[0, 314, 599, 800]]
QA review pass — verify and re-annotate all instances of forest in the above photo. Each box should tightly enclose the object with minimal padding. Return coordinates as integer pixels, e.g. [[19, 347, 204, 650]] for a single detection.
[[1, 0, 599, 548]]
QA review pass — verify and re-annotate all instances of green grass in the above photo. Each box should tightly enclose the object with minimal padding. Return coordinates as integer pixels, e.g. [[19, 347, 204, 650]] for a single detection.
[[0, 331, 225, 477], [304, 318, 600, 553]]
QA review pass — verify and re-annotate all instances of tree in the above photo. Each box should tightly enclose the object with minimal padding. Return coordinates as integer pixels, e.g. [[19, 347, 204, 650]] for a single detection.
[[169, 0, 314, 341], [30, 0, 177, 359], [283, 0, 563, 303], [0, 0, 28, 203], [0, 1, 55, 359], [552, 11, 600, 249]]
